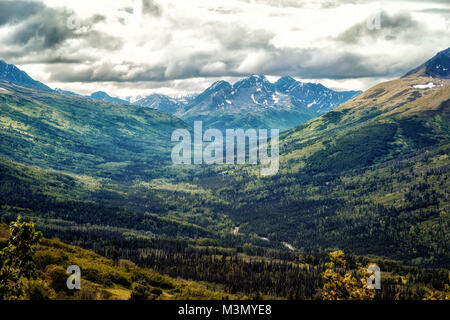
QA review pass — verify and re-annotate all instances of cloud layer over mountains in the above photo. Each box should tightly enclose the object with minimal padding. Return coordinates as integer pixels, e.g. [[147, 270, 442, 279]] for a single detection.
[[0, 0, 448, 96]]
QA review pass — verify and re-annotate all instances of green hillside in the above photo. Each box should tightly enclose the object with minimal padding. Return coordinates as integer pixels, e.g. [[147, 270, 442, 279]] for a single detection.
[[202, 75, 449, 267], [0, 83, 234, 242], [0, 221, 239, 300], [0, 82, 188, 181]]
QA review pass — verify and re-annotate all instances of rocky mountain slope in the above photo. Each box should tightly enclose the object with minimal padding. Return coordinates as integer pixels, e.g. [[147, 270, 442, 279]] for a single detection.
[[135, 75, 361, 131]]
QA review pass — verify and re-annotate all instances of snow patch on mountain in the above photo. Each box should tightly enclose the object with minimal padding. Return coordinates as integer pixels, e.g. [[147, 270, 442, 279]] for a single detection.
[[413, 82, 436, 89]]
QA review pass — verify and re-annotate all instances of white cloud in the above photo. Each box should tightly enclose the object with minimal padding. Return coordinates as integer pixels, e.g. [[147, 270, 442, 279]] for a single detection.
[[237, 51, 272, 73], [201, 61, 227, 75], [0, 0, 448, 96]]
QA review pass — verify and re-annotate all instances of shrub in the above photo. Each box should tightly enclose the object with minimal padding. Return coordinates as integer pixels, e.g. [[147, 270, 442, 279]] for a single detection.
[[130, 282, 152, 300], [34, 250, 67, 270], [23, 279, 51, 300], [79, 285, 98, 300], [45, 265, 69, 293]]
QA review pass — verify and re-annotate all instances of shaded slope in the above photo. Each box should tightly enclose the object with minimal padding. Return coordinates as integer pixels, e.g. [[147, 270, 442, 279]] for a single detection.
[[0, 60, 52, 92], [403, 47, 450, 79], [0, 82, 188, 181]]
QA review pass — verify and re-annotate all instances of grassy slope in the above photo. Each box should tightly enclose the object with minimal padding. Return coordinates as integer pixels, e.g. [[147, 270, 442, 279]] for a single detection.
[[280, 76, 449, 164], [0, 82, 188, 180], [0, 222, 239, 300]]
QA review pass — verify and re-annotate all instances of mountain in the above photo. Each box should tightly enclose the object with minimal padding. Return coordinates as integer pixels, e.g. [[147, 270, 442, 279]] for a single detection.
[[54, 88, 80, 96], [176, 75, 360, 131], [199, 48, 450, 267], [134, 93, 197, 114], [89, 91, 130, 105], [124, 95, 145, 104], [133, 75, 360, 132], [274, 76, 361, 114], [0, 59, 52, 92], [403, 47, 450, 79], [134, 94, 182, 114], [0, 81, 189, 179]]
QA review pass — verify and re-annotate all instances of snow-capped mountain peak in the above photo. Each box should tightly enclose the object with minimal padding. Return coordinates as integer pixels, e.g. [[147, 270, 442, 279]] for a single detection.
[[133, 74, 361, 131]]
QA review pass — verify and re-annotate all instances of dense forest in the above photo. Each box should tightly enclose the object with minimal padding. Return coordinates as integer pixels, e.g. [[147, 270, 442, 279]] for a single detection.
[[0, 219, 243, 300], [1, 219, 445, 300]]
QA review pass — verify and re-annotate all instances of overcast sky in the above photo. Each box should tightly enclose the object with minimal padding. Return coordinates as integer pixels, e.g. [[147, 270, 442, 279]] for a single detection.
[[0, 0, 449, 97]]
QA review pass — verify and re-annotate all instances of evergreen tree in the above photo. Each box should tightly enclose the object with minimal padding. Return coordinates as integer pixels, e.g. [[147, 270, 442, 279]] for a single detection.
[[0, 216, 42, 300]]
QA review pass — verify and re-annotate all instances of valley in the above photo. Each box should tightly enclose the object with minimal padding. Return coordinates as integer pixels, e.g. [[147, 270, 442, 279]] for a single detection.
[[0, 48, 449, 300]]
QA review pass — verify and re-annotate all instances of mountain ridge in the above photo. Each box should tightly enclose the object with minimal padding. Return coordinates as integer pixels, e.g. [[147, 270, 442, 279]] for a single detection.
[[0, 60, 52, 92], [135, 74, 361, 131], [403, 47, 450, 79], [89, 91, 131, 105], [0, 58, 361, 132]]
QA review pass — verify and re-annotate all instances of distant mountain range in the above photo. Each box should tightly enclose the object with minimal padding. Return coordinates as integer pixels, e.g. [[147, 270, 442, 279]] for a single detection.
[[135, 75, 361, 131], [0, 59, 360, 131], [88, 91, 131, 105]]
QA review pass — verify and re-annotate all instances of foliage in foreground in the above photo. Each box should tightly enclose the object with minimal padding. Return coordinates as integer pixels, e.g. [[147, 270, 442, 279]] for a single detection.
[[0, 219, 238, 300], [0, 216, 41, 300], [322, 250, 376, 300], [0, 218, 448, 300]]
